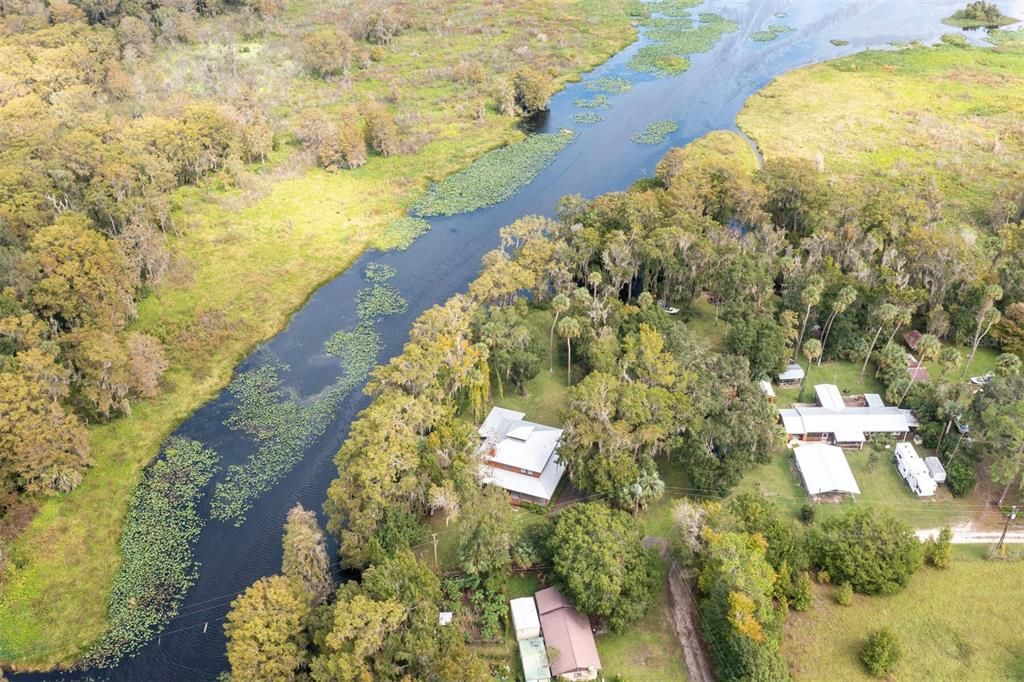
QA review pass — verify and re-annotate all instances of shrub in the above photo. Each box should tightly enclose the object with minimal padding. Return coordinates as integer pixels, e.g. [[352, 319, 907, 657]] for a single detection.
[[817, 569, 830, 584], [301, 27, 354, 77], [925, 527, 954, 568], [835, 582, 853, 606], [799, 502, 816, 525], [860, 628, 901, 678], [512, 67, 554, 114], [946, 459, 976, 497], [790, 571, 812, 611], [363, 101, 400, 157]]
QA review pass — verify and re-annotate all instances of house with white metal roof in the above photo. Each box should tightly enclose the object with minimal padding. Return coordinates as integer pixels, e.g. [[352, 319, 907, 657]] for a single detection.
[[511, 596, 542, 641], [777, 363, 806, 386], [478, 407, 565, 505], [779, 384, 918, 449], [793, 443, 861, 498]]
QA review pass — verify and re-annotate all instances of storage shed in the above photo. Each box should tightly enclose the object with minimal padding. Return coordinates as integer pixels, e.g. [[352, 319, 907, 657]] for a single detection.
[[510, 596, 541, 641], [793, 443, 861, 498], [924, 456, 946, 483], [519, 637, 552, 682], [777, 363, 806, 386]]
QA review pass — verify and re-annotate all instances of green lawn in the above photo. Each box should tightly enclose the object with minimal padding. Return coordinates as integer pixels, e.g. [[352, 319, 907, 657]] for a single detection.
[[737, 443, 974, 529], [784, 554, 1024, 680], [596, 555, 690, 682], [682, 300, 730, 352], [774, 359, 885, 408]]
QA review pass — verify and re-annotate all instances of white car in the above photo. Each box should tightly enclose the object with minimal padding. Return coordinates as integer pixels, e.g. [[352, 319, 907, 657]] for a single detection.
[[657, 300, 680, 314]]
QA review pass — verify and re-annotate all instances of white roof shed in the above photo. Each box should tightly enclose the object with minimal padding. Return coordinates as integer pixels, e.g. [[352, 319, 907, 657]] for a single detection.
[[778, 364, 806, 382], [510, 597, 541, 641], [794, 443, 861, 496]]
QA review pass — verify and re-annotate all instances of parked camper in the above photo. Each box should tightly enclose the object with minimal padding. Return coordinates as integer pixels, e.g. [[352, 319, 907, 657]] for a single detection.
[[894, 442, 936, 497]]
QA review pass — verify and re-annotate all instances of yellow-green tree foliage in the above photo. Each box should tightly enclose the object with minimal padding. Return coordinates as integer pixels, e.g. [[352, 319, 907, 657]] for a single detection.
[[225, 575, 311, 682]]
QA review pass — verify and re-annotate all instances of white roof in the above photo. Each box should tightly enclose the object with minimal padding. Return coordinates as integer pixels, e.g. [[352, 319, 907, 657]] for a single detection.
[[510, 597, 541, 634], [778, 364, 805, 381], [794, 443, 861, 495], [481, 454, 566, 502], [815, 384, 845, 411], [864, 393, 885, 408], [924, 456, 946, 477], [439, 611, 453, 626], [779, 387, 916, 437], [832, 428, 866, 443], [759, 380, 775, 398], [478, 407, 562, 474], [895, 443, 937, 495]]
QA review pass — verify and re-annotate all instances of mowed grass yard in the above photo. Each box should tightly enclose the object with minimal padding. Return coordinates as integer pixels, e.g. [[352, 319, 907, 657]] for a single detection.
[[784, 549, 1024, 681], [0, 2, 642, 668]]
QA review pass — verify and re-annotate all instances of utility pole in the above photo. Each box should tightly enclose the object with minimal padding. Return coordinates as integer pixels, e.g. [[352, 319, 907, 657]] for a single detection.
[[431, 532, 439, 571], [996, 506, 1019, 552]]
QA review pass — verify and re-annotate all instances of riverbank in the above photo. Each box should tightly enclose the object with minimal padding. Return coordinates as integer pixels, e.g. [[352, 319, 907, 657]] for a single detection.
[[0, 1, 642, 669]]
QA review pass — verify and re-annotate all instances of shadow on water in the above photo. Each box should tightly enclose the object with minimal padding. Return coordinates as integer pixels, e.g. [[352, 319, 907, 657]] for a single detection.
[[14, 1, 1024, 679]]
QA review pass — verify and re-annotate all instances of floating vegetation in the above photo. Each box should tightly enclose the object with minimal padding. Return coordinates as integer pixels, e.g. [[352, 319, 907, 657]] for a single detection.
[[573, 112, 604, 124], [82, 438, 219, 667], [630, 120, 679, 145], [752, 24, 795, 42], [830, 38, 851, 46], [628, 12, 738, 77], [324, 322, 382, 378], [364, 262, 396, 283], [574, 94, 611, 109], [212, 364, 360, 525], [583, 76, 633, 94], [356, 284, 408, 320], [411, 130, 577, 216], [381, 216, 430, 250]]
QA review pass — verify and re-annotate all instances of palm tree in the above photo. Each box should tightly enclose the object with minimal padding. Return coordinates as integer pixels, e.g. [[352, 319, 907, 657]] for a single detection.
[[794, 275, 824, 362], [800, 339, 822, 401], [899, 333, 940, 405], [995, 352, 1022, 377], [861, 303, 898, 377], [557, 316, 582, 386], [549, 293, 570, 372], [962, 284, 1003, 379]]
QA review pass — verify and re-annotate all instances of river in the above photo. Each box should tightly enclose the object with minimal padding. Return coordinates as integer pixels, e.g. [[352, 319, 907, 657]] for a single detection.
[[17, 1, 1022, 679]]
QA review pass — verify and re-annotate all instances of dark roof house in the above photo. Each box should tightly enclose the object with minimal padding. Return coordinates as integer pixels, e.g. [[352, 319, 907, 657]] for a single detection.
[[534, 587, 601, 681]]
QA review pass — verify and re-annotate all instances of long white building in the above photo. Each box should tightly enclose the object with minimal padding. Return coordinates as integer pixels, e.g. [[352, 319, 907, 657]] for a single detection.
[[779, 384, 918, 449]]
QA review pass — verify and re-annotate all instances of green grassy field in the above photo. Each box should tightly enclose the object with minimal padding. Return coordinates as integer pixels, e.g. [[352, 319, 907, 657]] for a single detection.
[[738, 39, 1024, 226], [784, 553, 1024, 680], [0, 2, 642, 669]]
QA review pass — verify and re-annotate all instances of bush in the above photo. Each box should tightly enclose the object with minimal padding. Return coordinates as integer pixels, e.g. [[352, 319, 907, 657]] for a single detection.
[[301, 28, 354, 77], [835, 582, 853, 606], [512, 67, 554, 114], [799, 502, 816, 525], [946, 459, 976, 497], [860, 628, 901, 678], [790, 571, 812, 611], [924, 527, 954, 569], [817, 569, 830, 584], [814, 508, 922, 595]]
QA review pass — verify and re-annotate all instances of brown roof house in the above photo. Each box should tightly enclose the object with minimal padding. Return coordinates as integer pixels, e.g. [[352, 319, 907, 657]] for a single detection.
[[534, 587, 602, 681]]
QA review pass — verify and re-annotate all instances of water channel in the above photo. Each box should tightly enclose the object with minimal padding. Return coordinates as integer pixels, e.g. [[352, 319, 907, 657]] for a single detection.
[[18, 1, 1022, 679]]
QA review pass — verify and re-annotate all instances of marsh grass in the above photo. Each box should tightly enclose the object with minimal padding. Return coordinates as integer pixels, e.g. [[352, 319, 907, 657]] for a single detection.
[[629, 11, 738, 76], [630, 120, 680, 144]]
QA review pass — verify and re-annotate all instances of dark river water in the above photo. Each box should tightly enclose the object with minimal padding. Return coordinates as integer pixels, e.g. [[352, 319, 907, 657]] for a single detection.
[[15, 1, 1022, 679]]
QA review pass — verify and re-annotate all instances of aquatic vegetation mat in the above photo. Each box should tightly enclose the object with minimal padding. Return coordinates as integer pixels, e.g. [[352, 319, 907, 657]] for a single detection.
[[411, 130, 577, 216], [574, 94, 611, 109], [380, 216, 430, 250], [583, 77, 633, 94], [631, 120, 679, 144], [752, 24, 795, 42], [356, 284, 408, 319], [325, 322, 382, 376], [573, 112, 605, 124], [628, 12, 738, 76], [364, 262, 396, 283], [81, 438, 219, 667]]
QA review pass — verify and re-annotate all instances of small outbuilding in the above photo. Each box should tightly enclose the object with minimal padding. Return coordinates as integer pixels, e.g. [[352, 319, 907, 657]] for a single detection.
[[777, 363, 806, 387], [903, 330, 923, 351], [895, 442, 937, 497], [793, 442, 861, 498], [924, 456, 946, 484], [519, 636, 552, 682], [759, 379, 776, 403], [510, 596, 542, 641]]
